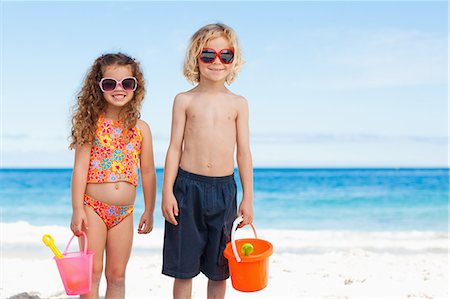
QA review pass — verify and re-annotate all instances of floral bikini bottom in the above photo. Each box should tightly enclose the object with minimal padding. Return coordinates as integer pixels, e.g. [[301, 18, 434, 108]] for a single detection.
[[83, 194, 134, 230]]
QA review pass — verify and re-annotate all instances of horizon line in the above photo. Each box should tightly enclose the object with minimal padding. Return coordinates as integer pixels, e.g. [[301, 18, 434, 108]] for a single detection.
[[0, 166, 448, 171]]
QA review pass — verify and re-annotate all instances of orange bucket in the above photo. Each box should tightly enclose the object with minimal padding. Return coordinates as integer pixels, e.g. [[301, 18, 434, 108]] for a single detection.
[[224, 216, 273, 292]]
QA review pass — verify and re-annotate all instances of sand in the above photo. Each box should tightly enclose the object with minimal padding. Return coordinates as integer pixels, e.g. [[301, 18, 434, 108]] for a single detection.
[[1, 222, 448, 298]]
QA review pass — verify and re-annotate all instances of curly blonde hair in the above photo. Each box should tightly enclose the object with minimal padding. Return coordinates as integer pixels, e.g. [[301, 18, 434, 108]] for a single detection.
[[183, 23, 243, 85], [69, 53, 146, 149]]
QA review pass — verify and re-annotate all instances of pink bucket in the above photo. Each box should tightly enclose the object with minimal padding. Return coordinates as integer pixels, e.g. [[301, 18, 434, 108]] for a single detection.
[[54, 231, 94, 295]]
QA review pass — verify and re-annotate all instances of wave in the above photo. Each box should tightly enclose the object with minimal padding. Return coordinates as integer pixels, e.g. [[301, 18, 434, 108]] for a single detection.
[[2, 221, 448, 257]]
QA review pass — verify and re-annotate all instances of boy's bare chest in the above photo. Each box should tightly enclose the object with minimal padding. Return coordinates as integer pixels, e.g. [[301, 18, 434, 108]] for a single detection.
[[186, 101, 236, 124]]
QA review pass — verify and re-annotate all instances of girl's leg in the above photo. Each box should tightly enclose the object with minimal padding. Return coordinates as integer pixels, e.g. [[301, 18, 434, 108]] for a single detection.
[[81, 206, 107, 299], [104, 214, 133, 299]]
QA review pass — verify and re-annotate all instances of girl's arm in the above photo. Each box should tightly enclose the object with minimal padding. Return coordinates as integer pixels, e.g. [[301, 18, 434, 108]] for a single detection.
[[236, 96, 254, 227], [137, 119, 157, 234], [71, 144, 91, 235], [162, 93, 188, 225]]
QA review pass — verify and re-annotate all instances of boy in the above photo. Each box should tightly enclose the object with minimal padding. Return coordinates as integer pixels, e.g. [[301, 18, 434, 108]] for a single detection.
[[162, 23, 253, 299]]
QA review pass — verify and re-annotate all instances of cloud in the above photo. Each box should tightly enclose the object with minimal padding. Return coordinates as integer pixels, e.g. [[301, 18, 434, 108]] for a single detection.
[[250, 133, 448, 167], [292, 27, 447, 90], [251, 132, 448, 145], [1, 133, 29, 140], [2, 132, 447, 168]]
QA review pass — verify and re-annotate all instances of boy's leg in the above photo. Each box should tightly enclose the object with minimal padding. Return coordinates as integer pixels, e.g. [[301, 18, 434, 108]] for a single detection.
[[81, 206, 107, 299], [174, 278, 193, 299], [207, 279, 226, 299], [104, 214, 134, 299], [201, 180, 237, 281], [163, 171, 207, 279]]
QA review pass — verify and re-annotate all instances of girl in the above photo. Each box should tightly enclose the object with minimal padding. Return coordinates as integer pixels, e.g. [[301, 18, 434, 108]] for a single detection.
[[69, 53, 156, 299]]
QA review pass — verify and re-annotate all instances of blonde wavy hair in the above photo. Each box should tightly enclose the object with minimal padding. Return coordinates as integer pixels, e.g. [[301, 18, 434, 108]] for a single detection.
[[183, 23, 243, 85], [69, 53, 145, 149]]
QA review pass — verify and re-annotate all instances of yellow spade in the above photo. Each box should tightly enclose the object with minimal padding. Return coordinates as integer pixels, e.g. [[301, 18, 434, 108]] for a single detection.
[[42, 234, 63, 258]]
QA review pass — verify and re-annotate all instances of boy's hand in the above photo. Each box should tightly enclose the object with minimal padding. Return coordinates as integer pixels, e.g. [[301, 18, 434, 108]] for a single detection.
[[162, 192, 179, 225], [238, 198, 254, 228], [71, 209, 88, 236], [138, 211, 154, 234]]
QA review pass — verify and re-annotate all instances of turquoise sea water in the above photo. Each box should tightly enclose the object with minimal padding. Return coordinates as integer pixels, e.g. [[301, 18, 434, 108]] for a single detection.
[[0, 168, 448, 231]]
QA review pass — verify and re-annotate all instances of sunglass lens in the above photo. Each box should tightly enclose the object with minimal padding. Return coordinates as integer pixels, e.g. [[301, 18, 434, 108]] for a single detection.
[[101, 79, 116, 91], [200, 49, 216, 63], [122, 78, 137, 91], [220, 50, 234, 64]]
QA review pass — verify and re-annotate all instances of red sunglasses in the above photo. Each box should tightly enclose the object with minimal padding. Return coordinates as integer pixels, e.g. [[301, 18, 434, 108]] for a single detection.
[[198, 48, 235, 64]]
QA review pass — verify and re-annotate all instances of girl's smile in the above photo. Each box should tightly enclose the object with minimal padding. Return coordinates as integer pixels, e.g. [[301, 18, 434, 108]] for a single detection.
[[111, 93, 127, 101], [101, 65, 135, 110]]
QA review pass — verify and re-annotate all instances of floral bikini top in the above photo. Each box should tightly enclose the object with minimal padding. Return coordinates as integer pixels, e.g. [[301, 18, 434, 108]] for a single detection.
[[87, 115, 142, 186]]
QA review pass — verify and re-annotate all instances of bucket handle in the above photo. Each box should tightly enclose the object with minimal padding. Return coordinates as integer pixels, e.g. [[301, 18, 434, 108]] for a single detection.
[[230, 215, 257, 263], [63, 231, 88, 255]]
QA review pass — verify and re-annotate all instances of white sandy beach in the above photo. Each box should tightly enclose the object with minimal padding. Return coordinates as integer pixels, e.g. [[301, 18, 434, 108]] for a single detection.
[[1, 222, 448, 299]]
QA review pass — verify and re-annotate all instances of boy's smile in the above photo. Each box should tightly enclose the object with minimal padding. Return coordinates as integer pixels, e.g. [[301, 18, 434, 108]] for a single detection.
[[208, 66, 226, 71], [198, 36, 233, 84]]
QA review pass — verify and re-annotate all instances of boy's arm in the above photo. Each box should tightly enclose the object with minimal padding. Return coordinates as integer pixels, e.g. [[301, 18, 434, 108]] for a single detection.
[[137, 120, 157, 234], [71, 144, 91, 236], [162, 94, 188, 225], [236, 97, 254, 227]]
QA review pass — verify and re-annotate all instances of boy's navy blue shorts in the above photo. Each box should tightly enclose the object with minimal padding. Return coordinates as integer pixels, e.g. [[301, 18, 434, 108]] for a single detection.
[[162, 168, 237, 281]]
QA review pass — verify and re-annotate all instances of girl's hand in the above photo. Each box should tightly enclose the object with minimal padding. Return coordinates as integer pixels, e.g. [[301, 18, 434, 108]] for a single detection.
[[238, 198, 254, 228], [138, 211, 154, 234], [71, 209, 88, 236], [162, 192, 179, 226]]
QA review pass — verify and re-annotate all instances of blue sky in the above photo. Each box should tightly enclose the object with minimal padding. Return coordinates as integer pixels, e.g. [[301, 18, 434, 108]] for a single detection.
[[1, 1, 448, 168]]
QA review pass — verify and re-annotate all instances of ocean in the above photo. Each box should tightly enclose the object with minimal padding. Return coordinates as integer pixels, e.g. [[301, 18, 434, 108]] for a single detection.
[[0, 168, 448, 231]]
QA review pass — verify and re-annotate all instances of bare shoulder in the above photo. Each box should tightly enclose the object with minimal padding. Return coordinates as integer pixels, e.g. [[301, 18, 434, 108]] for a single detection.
[[174, 91, 195, 106], [75, 143, 93, 155], [137, 119, 152, 136], [228, 92, 248, 110]]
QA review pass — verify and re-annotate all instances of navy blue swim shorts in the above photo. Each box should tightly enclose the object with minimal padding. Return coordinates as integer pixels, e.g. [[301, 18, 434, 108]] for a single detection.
[[162, 168, 237, 281]]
